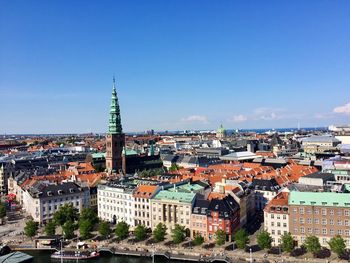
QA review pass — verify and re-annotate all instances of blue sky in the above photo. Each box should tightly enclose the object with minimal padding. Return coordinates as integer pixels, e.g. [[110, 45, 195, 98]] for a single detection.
[[1, 0, 350, 134]]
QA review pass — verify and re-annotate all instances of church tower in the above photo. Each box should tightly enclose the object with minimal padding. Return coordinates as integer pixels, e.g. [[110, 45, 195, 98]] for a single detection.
[[106, 77, 125, 174]]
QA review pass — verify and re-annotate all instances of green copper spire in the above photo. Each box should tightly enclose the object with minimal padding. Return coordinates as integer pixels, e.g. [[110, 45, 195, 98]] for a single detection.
[[108, 77, 123, 134]]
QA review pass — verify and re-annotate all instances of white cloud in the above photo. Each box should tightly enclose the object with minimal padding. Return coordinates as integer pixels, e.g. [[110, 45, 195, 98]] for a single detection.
[[333, 102, 350, 115], [229, 114, 248, 122], [253, 107, 284, 120], [259, 112, 279, 120], [314, 113, 334, 119], [181, 115, 209, 124]]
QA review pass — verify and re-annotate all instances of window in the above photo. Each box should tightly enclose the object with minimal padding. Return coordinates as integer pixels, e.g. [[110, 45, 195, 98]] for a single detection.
[[271, 222, 274, 226], [330, 209, 334, 216], [330, 219, 334, 225], [293, 208, 297, 214], [299, 208, 304, 214], [338, 230, 342, 235], [322, 228, 327, 235], [330, 229, 334, 235], [283, 223, 287, 227], [299, 218, 304, 224], [307, 218, 312, 224], [338, 219, 342, 226], [338, 209, 342, 216], [322, 219, 327, 225], [322, 238, 327, 245], [345, 230, 350, 236], [272, 230, 275, 235], [314, 228, 320, 234], [345, 210, 350, 216], [300, 227, 305, 234], [314, 218, 319, 224], [345, 220, 349, 226], [271, 214, 274, 219], [314, 209, 319, 215], [322, 209, 327, 216], [283, 215, 286, 220], [308, 228, 312, 234]]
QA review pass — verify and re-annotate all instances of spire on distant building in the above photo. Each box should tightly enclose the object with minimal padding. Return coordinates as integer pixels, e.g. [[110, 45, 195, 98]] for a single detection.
[[106, 77, 126, 175], [108, 77, 123, 134]]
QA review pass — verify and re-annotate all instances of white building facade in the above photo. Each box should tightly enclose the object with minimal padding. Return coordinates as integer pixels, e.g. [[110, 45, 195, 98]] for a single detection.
[[97, 183, 136, 227]]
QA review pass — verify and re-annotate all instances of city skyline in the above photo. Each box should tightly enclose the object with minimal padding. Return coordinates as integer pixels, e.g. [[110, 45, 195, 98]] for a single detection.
[[1, 1, 350, 134]]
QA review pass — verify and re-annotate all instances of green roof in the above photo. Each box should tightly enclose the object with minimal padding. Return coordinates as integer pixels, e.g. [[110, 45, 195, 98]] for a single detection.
[[0, 252, 33, 263], [124, 149, 138, 155], [153, 190, 195, 203], [169, 182, 204, 193], [92, 152, 106, 159], [289, 191, 350, 207], [92, 149, 138, 159]]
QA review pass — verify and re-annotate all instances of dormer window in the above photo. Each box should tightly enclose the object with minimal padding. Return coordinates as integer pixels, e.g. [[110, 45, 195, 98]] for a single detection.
[[47, 191, 52, 196], [69, 188, 74, 193]]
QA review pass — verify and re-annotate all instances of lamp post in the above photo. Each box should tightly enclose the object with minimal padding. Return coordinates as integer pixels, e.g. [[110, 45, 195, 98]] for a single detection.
[[60, 237, 63, 263], [250, 248, 252, 263], [279, 245, 281, 256], [152, 244, 155, 263]]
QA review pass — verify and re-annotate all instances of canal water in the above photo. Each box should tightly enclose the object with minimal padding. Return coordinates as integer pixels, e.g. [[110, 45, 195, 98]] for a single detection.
[[25, 250, 246, 263], [25, 250, 171, 263]]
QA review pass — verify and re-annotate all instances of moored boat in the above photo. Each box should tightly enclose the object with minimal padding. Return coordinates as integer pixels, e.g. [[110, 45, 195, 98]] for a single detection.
[[51, 251, 99, 261]]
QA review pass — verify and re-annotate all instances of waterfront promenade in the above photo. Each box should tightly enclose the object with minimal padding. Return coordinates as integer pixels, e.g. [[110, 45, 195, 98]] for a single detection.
[[8, 237, 347, 263]]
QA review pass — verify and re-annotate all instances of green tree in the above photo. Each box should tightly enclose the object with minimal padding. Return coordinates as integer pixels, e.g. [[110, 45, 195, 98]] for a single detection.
[[134, 224, 147, 241], [171, 224, 186, 244], [53, 203, 78, 226], [169, 163, 179, 172], [234, 229, 249, 249], [98, 221, 111, 239], [24, 220, 38, 239], [257, 230, 272, 250], [94, 164, 104, 173], [79, 219, 93, 239], [281, 232, 295, 253], [328, 235, 346, 257], [304, 235, 321, 254], [153, 223, 167, 242], [193, 234, 204, 246], [215, 229, 227, 246], [115, 221, 129, 240], [62, 220, 75, 239], [44, 221, 56, 236], [0, 202, 6, 225], [80, 208, 98, 224]]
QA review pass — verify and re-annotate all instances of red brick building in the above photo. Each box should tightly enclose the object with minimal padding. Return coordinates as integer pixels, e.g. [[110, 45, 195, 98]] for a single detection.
[[207, 195, 240, 241]]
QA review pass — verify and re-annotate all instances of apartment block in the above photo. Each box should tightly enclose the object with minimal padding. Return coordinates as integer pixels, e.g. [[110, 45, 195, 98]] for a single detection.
[[264, 192, 289, 245], [97, 182, 135, 227], [133, 185, 159, 228], [289, 191, 350, 247], [22, 181, 89, 223]]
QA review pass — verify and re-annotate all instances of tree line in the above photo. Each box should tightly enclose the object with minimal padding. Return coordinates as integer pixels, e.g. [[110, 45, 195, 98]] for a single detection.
[[23, 205, 348, 259]]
